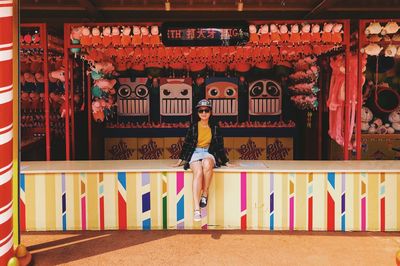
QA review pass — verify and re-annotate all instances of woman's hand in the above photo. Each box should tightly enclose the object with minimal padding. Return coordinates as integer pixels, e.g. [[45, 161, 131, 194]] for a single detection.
[[171, 159, 183, 167], [225, 162, 237, 168]]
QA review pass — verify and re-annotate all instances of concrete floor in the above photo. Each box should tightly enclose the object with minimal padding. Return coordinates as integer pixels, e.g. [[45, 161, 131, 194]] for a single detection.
[[22, 231, 400, 265]]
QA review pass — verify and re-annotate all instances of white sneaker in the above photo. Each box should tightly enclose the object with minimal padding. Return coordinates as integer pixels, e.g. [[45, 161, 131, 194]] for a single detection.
[[194, 210, 201, 221]]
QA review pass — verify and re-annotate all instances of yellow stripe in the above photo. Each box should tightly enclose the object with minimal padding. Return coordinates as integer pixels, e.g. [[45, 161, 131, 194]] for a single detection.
[[215, 172, 224, 228], [167, 172, 176, 229], [397, 173, 400, 231], [35, 174, 46, 230], [65, 173, 75, 230], [281, 173, 288, 230], [126, 172, 137, 229], [385, 173, 397, 231], [353, 173, 360, 230], [313, 173, 326, 230], [45, 173, 56, 230], [295, 173, 307, 230], [224, 172, 240, 229], [247, 172, 253, 229], [104, 173, 117, 229], [345, 173, 354, 231], [208, 172, 217, 228], [150, 173, 160, 229], [25, 174, 36, 231], [73, 173, 80, 229], [54, 174, 62, 230], [274, 173, 283, 229], [367, 173, 379, 231], [87, 173, 99, 230], [257, 173, 264, 229]]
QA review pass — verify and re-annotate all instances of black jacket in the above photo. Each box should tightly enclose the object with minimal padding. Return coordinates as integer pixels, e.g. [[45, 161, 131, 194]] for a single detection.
[[179, 121, 229, 170]]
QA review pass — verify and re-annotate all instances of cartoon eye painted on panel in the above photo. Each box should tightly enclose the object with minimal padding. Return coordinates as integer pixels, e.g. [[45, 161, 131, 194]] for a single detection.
[[159, 78, 192, 116], [117, 77, 149, 116], [205, 78, 238, 116], [248, 79, 282, 115]]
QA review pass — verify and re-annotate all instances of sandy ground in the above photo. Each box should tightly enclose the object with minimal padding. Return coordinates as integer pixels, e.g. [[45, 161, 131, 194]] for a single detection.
[[22, 231, 400, 266]]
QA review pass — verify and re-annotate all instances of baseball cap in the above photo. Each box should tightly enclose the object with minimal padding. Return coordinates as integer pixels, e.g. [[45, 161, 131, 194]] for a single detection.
[[196, 99, 212, 109]]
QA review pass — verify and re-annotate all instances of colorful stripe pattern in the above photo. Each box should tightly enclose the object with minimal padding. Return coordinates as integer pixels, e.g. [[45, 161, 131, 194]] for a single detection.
[[141, 172, 151, 230], [61, 173, 66, 231], [0, 1, 14, 264], [19, 171, 400, 232], [176, 172, 184, 229]]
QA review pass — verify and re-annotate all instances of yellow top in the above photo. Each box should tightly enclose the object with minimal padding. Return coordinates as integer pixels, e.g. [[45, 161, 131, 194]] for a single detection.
[[197, 122, 212, 148]]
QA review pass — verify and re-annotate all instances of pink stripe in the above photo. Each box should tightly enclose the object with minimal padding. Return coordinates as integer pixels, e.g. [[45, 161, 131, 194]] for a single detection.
[[176, 171, 184, 194], [81, 197, 86, 230], [241, 172, 246, 212], [361, 197, 366, 231], [290, 196, 294, 230]]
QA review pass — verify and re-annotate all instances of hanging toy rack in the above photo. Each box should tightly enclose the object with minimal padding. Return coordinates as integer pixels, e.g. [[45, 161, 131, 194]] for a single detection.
[[357, 19, 400, 159]]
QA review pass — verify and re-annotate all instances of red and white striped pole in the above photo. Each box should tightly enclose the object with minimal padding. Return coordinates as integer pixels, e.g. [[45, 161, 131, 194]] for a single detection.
[[0, 0, 14, 265]]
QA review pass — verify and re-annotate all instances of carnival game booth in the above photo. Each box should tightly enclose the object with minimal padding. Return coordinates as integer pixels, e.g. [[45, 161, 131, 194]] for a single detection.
[[20, 19, 400, 233], [58, 20, 360, 162]]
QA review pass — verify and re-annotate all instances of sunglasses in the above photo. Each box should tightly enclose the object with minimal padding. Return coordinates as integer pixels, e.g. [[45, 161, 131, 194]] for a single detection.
[[198, 109, 210, 114]]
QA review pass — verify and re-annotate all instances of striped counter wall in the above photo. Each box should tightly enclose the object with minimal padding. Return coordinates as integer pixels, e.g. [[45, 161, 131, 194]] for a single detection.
[[19, 171, 400, 232]]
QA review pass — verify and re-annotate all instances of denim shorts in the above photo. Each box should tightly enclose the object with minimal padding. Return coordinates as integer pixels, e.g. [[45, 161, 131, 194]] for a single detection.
[[189, 147, 216, 166]]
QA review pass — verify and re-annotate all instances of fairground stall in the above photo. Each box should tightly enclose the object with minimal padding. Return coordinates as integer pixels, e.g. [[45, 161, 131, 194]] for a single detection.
[[18, 19, 400, 233]]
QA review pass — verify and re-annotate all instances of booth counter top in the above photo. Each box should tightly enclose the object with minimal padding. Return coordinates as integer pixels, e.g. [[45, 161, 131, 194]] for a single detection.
[[20, 160, 400, 173]]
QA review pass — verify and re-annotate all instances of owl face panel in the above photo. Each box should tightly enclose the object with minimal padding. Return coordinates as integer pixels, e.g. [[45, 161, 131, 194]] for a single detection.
[[205, 77, 238, 116], [160, 78, 192, 116], [117, 77, 149, 116], [249, 79, 282, 115]]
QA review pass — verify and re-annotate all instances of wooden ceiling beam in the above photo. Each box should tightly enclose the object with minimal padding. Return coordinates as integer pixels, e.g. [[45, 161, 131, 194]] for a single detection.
[[77, 0, 103, 20]]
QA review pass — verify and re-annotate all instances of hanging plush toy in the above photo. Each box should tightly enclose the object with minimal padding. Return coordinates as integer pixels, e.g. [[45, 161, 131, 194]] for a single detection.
[[289, 24, 301, 43], [365, 22, 383, 35], [301, 23, 311, 43], [249, 25, 259, 44], [361, 106, 373, 131], [150, 25, 161, 46], [389, 108, 400, 131], [311, 24, 321, 42], [382, 21, 400, 35], [270, 24, 281, 42], [50, 68, 65, 82], [259, 24, 270, 45], [360, 43, 383, 56], [32, 32, 40, 44], [132, 26, 142, 46], [80, 26, 91, 46], [279, 24, 289, 42], [141, 27, 150, 45], [321, 23, 333, 43], [331, 23, 343, 43], [384, 44, 397, 57], [112, 26, 121, 46], [102, 26, 112, 47], [23, 33, 32, 44], [121, 26, 132, 47], [91, 27, 102, 46]]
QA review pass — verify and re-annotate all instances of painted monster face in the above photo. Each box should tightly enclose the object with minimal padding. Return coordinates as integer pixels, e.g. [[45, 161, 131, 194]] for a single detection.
[[117, 77, 149, 116], [159, 78, 192, 116], [205, 77, 238, 116], [248, 79, 282, 115]]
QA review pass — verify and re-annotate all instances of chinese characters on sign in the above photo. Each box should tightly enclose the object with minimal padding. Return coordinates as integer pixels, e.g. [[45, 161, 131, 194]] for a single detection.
[[161, 21, 249, 46]]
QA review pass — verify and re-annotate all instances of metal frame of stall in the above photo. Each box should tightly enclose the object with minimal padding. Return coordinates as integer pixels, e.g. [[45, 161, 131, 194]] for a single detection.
[[63, 19, 352, 161], [20, 23, 51, 160], [357, 19, 400, 160]]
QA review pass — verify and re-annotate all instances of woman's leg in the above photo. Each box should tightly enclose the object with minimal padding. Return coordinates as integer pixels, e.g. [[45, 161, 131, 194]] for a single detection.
[[190, 161, 203, 210], [201, 157, 214, 197]]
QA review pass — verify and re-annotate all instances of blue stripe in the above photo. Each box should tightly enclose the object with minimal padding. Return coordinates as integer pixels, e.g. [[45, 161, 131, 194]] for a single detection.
[[142, 192, 151, 212], [270, 214, 274, 230], [341, 214, 345, 231], [177, 196, 184, 221], [328, 172, 335, 189], [62, 214, 67, 231], [143, 218, 151, 230], [118, 172, 126, 189], [20, 174, 25, 191]]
